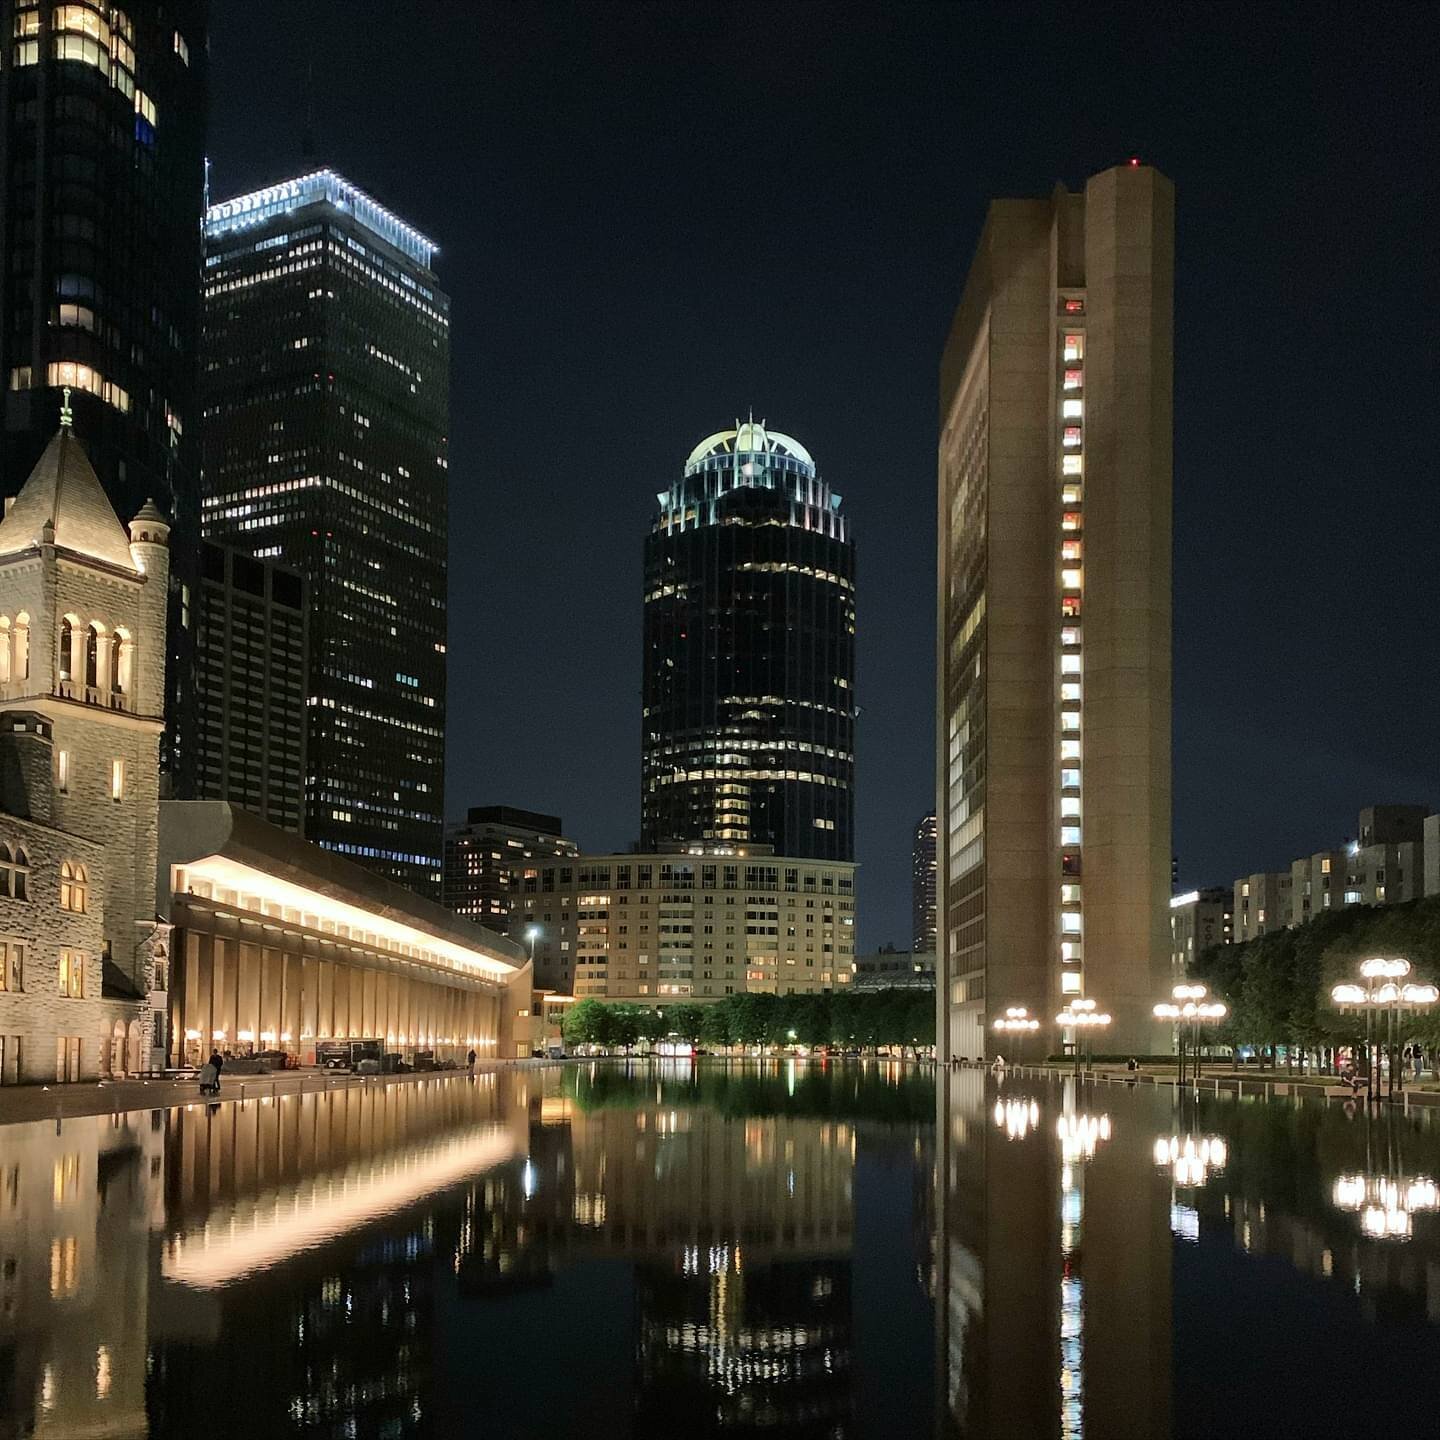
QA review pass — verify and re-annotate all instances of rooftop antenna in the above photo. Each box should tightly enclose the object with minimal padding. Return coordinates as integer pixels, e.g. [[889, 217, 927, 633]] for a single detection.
[[59, 387, 72, 429], [301, 60, 316, 162]]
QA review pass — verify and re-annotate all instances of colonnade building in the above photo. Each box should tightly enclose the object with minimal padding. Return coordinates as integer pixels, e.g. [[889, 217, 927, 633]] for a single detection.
[[938, 163, 1174, 1059], [510, 844, 856, 1001]]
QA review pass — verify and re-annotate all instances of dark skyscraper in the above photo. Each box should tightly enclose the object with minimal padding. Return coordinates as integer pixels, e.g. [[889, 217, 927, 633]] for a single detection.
[[194, 540, 307, 832], [201, 170, 449, 895], [0, 0, 209, 764], [442, 805, 577, 932], [642, 421, 855, 861], [912, 811, 937, 953]]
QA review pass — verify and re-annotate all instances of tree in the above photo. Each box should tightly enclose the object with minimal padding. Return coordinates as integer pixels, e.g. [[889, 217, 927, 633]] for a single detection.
[[666, 1004, 705, 1045], [562, 998, 611, 1049], [701, 1002, 734, 1049]]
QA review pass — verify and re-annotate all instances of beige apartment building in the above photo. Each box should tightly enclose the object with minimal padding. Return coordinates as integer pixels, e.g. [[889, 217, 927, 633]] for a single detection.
[[937, 162, 1174, 1058], [510, 845, 856, 1001], [1168, 887, 1231, 979], [1232, 871, 1292, 944]]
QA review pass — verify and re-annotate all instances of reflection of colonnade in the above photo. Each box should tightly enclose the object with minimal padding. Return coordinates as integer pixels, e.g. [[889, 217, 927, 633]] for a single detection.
[[934, 1070, 1172, 1439]]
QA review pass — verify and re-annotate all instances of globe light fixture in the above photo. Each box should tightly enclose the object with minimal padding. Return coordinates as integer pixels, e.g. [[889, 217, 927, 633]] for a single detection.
[[1153, 982, 1228, 1084], [1055, 997, 1111, 1075], [1330, 957, 1436, 1101]]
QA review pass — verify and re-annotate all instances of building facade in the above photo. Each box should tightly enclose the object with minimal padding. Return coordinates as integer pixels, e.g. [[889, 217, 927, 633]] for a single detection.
[[1231, 871, 1291, 945], [442, 805, 577, 932], [0, 0, 209, 774], [193, 539, 306, 831], [852, 947, 934, 992], [642, 421, 855, 862], [1168, 887, 1231, 980], [162, 800, 532, 1067], [511, 845, 856, 1001], [912, 810, 937, 954], [200, 170, 450, 896], [937, 163, 1174, 1059], [0, 418, 168, 1080]]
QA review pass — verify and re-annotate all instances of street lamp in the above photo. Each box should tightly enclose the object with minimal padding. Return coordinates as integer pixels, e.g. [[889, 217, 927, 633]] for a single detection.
[[1054, 998, 1111, 1075], [1330, 957, 1437, 1102], [524, 924, 541, 965], [1153, 983, 1228, 1085], [992, 1006, 1041, 1065]]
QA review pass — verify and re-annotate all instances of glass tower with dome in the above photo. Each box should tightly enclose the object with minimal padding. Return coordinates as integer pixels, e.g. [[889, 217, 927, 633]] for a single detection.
[[642, 420, 855, 862]]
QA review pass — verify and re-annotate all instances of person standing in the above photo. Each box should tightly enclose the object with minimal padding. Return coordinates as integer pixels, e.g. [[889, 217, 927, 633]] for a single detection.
[[467, 1047, 477, 1076]]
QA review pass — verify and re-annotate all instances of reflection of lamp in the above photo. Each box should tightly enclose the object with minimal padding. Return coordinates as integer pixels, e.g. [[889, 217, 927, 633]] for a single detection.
[[993, 1097, 1040, 1139], [1331, 1173, 1438, 1242], [1154, 1134, 1228, 1187], [1057, 1112, 1111, 1163]]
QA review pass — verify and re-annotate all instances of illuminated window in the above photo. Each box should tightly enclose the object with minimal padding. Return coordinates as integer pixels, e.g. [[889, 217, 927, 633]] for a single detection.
[[1061, 626, 1081, 647], [52, 32, 108, 71], [58, 949, 85, 998], [1063, 455, 1083, 475], [1063, 334, 1084, 361], [1062, 512, 1081, 531], [59, 861, 88, 914], [1061, 825, 1082, 846], [13, 38, 38, 65], [173, 30, 189, 64], [1061, 568, 1082, 590], [1060, 538, 1082, 561], [1063, 298, 1084, 314], [1061, 682, 1080, 701], [1063, 368, 1083, 390], [1061, 912, 1082, 935], [1061, 768, 1080, 789], [1060, 653, 1081, 675], [1061, 941, 1081, 961], [1062, 484, 1082, 504], [1061, 971, 1082, 995], [1060, 739, 1080, 760], [1063, 427, 1082, 449], [56, 750, 70, 793], [1061, 797, 1081, 818], [110, 759, 124, 802], [1062, 400, 1083, 419], [0, 940, 23, 991]]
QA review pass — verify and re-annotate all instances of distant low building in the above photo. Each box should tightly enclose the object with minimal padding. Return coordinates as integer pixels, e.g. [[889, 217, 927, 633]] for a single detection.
[[443, 806, 578, 932], [511, 844, 856, 1002], [852, 948, 934, 992], [1288, 848, 1351, 928], [1232, 872, 1292, 944], [1168, 888, 1231, 979]]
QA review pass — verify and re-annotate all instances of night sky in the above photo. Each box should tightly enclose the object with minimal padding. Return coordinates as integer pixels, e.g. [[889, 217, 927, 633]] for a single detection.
[[208, 4, 1437, 948]]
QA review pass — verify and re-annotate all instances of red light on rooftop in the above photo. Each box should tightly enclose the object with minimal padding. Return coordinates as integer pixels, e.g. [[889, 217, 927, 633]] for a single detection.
[[1128, 157, 1141, 167]]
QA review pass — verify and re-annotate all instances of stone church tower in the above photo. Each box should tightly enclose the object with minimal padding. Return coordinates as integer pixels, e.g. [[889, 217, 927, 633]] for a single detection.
[[0, 404, 167, 987]]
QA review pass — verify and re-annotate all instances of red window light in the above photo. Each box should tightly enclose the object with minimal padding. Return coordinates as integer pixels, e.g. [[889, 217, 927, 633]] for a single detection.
[[1061, 596, 1081, 619], [1063, 298, 1084, 314]]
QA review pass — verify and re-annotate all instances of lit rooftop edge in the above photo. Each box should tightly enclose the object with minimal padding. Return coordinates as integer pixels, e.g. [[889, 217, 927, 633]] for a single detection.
[[204, 168, 437, 268]]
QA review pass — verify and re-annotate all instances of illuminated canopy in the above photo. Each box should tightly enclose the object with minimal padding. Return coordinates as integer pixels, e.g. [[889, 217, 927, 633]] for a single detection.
[[685, 421, 815, 470]]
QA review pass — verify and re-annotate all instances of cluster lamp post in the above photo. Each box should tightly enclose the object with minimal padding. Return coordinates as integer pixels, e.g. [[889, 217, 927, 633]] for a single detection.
[[992, 1006, 1041, 1064], [1331, 958, 1437, 1102], [1055, 998, 1111, 1076], [1153, 983, 1228, 1085]]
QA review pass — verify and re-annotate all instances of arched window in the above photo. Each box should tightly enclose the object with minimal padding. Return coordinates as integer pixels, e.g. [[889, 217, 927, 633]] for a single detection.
[[58, 617, 74, 681], [60, 859, 87, 913], [14, 847, 29, 901], [14, 613, 29, 680], [0, 618, 10, 686], [0, 843, 12, 897], [85, 623, 101, 690], [113, 627, 131, 698]]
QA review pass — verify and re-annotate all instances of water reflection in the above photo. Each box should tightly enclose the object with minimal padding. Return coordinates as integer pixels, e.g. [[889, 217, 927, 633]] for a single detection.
[[2, 1063, 1438, 1438], [936, 1070, 1440, 1438]]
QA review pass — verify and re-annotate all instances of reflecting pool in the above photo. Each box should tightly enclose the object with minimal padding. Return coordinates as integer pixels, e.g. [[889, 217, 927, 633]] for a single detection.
[[0, 1062, 1436, 1438]]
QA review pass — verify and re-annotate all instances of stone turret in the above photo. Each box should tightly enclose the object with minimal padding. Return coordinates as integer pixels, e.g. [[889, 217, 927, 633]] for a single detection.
[[128, 500, 170, 721]]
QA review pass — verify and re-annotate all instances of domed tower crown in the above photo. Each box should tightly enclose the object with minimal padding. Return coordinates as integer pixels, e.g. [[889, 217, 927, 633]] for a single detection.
[[128, 498, 171, 548]]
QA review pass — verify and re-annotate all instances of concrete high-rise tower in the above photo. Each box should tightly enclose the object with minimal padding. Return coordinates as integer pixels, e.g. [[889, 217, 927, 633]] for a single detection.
[[642, 421, 855, 861], [200, 171, 449, 897], [936, 163, 1173, 1058]]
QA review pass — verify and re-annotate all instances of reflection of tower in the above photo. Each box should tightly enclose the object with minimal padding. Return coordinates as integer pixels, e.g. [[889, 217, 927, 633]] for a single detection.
[[935, 1071, 1172, 1439], [635, 1256, 853, 1436]]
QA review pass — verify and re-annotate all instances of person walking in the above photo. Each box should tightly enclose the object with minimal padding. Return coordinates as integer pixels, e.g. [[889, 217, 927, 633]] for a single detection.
[[466, 1047, 477, 1076]]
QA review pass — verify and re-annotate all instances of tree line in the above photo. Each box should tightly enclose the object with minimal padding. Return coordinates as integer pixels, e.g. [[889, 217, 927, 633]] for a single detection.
[[559, 988, 936, 1055], [1189, 895, 1440, 1061]]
